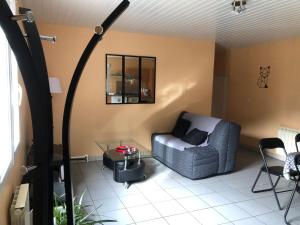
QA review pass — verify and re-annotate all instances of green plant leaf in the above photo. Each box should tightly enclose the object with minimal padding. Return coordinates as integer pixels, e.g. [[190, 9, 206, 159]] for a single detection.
[[78, 189, 87, 206], [53, 191, 117, 225], [79, 207, 99, 223]]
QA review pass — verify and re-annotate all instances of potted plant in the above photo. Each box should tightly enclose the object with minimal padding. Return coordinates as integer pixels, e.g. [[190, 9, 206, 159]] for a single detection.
[[53, 191, 116, 225]]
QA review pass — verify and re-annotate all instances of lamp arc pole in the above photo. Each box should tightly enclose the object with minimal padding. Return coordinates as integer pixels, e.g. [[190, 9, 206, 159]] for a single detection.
[[61, 1, 130, 224]]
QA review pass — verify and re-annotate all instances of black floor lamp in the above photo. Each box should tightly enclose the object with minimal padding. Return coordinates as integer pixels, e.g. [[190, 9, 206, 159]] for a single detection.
[[61, 1, 130, 224], [0, 0, 129, 224], [0, 2, 54, 225]]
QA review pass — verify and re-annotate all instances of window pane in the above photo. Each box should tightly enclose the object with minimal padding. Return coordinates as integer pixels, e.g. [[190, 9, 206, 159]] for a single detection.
[[124, 56, 139, 103], [106, 55, 123, 103], [141, 58, 155, 103]]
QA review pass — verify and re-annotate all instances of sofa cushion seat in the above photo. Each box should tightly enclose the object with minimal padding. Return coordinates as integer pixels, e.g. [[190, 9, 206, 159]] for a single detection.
[[154, 134, 208, 151]]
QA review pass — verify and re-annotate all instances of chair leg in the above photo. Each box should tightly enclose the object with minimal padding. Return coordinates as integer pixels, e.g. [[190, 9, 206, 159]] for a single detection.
[[274, 176, 281, 188], [266, 170, 282, 210], [284, 180, 298, 225], [252, 168, 290, 210], [252, 169, 262, 192], [251, 169, 273, 193]]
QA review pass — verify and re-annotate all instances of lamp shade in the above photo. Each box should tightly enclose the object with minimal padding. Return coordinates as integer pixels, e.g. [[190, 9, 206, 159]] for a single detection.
[[49, 77, 62, 93]]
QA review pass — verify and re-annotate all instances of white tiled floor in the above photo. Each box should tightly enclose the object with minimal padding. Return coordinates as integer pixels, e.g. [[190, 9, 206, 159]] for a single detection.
[[191, 208, 229, 225], [165, 213, 201, 225], [71, 149, 300, 225], [153, 200, 186, 217]]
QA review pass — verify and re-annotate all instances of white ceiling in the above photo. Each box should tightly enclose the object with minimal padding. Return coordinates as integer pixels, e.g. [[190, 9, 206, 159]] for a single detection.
[[22, 0, 300, 47]]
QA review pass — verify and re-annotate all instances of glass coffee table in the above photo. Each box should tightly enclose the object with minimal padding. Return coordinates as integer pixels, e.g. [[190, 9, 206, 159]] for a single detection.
[[95, 139, 152, 188]]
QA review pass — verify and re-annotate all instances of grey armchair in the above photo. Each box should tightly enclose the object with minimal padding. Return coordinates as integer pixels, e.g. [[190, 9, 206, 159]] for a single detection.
[[151, 112, 241, 179]]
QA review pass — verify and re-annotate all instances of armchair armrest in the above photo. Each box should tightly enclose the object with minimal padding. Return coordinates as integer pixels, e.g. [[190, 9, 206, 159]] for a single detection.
[[209, 121, 241, 173], [151, 132, 172, 142], [182, 145, 219, 178]]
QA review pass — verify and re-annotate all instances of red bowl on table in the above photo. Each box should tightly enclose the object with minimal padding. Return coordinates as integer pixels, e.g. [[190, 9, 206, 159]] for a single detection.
[[115, 145, 137, 154]]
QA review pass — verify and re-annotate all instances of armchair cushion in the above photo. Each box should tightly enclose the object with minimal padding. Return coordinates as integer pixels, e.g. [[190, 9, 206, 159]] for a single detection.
[[181, 128, 208, 145], [154, 134, 197, 151], [172, 118, 191, 138]]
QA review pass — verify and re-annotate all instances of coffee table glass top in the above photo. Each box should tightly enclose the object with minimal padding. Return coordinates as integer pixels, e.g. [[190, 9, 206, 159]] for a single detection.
[[95, 139, 152, 161]]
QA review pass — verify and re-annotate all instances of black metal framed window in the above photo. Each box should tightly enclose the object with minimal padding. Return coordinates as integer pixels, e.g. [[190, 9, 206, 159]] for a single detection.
[[106, 54, 156, 104]]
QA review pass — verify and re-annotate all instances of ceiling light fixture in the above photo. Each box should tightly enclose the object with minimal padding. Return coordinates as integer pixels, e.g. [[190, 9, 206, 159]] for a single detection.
[[232, 0, 246, 14]]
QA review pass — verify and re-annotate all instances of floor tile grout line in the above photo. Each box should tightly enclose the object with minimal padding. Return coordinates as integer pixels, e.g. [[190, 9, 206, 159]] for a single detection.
[[135, 172, 196, 222], [233, 216, 268, 225], [75, 162, 102, 218], [101, 161, 139, 223], [95, 161, 137, 224], [84, 161, 131, 220]]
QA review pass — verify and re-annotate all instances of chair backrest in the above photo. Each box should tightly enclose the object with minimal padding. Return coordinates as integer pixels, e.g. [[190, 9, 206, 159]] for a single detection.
[[294, 154, 300, 174], [181, 112, 221, 134], [259, 137, 287, 157], [295, 133, 300, 152]]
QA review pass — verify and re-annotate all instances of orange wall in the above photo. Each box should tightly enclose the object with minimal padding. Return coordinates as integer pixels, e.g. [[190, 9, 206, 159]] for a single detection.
[[39, 23, 215, 156], [0, 79, 31, 225], [227, 37, 300, 148]]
